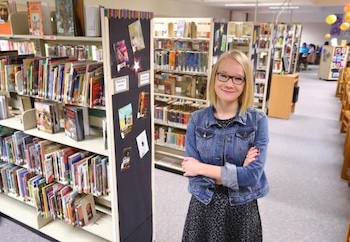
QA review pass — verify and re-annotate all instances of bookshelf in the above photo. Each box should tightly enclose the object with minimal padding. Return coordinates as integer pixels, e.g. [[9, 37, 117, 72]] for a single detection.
[[226, 22, 256, 57], [227, 21, 274, 113], [256, 23, 273, 113], [0, 6, 154, 242], [272, 23, 287, 74], [271, 23, 302, 75], [152, 17, 224, 174], [289, 24, 302, 74]]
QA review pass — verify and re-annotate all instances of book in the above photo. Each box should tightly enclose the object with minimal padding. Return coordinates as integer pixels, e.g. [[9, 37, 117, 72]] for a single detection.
[[55, 0, 74, 36], [63, 105, 85, 141], [128, 20, 145, 53], [89, 71, 104, 108], [84, 5, 100, 37], [27, 1, 43, 36], [79, 193, 98, 225], [176, 19, 186, 38], [137, 91, 149, 119], [0, 0, 15, 35], [83, 62, 102, 106], [4, 64, 20, 91], [73, 0, 85, 36], [0, 94, 8, 120], [55, 0, 84, 36], [34, 101, 59, 134], [57, 147, 78, 183], [113, 40, 129, 72]]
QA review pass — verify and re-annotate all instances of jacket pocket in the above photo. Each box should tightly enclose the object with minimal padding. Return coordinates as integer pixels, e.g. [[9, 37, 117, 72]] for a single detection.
[[235, 128, 256, 161], [195, 127, 214, 152]]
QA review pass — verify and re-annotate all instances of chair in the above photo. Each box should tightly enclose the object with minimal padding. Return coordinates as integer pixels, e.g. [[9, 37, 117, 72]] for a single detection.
[[336, 68, 345, 98], [345, 217, 350, 242], [340, 84, 350, 133], [340, 111, 350, 180], [306, 52, 317, 65]]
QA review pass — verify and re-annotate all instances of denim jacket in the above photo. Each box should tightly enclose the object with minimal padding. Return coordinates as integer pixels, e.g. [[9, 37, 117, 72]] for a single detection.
[[185, 106, 269, 206]]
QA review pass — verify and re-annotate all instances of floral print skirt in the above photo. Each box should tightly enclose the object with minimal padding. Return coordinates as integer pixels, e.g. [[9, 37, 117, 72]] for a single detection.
[[182, 186, 262, 242]]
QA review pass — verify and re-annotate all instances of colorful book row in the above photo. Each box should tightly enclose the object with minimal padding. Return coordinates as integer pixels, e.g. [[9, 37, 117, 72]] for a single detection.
[[154, 50, 209, 73], [0, 128, 109, 197], [154, 126, 186, 149], [154, 39, 209, 52]]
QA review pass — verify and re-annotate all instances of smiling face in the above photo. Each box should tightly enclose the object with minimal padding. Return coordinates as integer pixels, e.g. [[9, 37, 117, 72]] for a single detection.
[[214, 57, 245, 106]]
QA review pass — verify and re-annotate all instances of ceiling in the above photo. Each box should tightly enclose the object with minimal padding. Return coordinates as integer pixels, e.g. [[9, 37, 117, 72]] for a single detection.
[[175, 0, 349, 15]]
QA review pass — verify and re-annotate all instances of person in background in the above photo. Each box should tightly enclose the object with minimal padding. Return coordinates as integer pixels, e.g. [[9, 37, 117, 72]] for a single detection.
[[307, 43, 317, 66], [308, 43, 316, 54], [298, 42, 309, 70], [318, 41, 329, 64], [181, 49, 269, 242], [319, 41, 329, 54]]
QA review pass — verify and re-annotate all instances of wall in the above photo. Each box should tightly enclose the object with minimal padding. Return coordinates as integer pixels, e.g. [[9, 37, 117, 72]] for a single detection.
[[15, 0, 230, 19], [230, 11, 247, 21], [300, 23, 333, 47]]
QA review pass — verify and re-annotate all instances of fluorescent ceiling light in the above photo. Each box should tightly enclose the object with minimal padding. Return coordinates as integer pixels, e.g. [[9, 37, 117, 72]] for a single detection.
[[224, 3, 295, 7], [269, 6, 299, 9]]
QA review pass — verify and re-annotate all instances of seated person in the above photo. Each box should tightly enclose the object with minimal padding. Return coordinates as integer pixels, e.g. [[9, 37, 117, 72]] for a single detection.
[[298, 43, 309, 70]]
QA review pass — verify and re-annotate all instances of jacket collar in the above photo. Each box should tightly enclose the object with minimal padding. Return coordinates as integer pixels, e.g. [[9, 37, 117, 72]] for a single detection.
[[206, 105, 247, 128]]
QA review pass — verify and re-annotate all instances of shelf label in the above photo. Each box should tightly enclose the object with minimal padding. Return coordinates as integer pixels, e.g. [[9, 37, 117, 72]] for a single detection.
[[138, 70, 150, 87], [42, 35, 57, 40], [113, 75, 129, 94]]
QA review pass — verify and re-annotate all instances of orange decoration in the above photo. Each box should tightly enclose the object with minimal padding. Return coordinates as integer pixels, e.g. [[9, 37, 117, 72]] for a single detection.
[[344, 4, 350, 13], [345, 12, 350, 22]]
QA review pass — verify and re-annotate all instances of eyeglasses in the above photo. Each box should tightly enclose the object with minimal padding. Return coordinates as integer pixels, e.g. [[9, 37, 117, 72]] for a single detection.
[[216, 72, 245, 85]]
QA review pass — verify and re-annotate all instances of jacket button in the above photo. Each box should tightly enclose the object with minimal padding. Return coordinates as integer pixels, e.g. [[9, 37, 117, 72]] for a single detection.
[[203, 133, 206, 138]]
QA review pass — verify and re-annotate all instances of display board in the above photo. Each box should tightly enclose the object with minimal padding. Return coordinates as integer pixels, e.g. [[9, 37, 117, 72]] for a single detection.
[[319, 45, 349, 81], [102, 8, 153, 242]]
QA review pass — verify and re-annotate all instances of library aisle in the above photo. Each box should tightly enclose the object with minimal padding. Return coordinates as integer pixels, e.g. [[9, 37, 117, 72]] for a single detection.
[[1, 67, 349, 242]]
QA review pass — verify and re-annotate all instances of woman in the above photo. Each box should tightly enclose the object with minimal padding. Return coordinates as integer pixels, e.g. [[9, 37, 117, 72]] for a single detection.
[[182, 49, 269, 242]]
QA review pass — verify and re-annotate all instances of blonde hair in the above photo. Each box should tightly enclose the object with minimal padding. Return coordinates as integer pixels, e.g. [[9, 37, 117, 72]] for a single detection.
[[208, 49, 254, 115]]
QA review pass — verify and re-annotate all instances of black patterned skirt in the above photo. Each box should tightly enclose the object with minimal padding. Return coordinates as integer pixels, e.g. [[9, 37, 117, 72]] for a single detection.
[[182, 186, 262, 242]]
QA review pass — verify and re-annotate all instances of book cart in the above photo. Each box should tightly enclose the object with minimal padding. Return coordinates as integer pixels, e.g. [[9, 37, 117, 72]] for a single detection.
[[152, 17, 227, 174], [0, 6, 154, 242]]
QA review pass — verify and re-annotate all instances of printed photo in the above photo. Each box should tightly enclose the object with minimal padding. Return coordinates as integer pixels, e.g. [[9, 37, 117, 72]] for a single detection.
[[113, 40, 129, 72], [31, 13, 40, 35], [0, 2, 9, 22], [118, 103, 133, 139], [136, 130, 149, 159], [121, 147, 131, 171], [137, 91, 149, 119], [128, 20, 146, 53]]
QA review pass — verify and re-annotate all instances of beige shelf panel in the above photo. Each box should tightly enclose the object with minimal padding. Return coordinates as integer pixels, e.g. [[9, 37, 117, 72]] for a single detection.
[[1, 193, 112, 242], [0, 193, 52, 230]]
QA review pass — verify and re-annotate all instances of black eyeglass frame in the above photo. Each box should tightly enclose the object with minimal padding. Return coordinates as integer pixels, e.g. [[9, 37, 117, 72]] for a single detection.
[[216, 72, 246, 85]]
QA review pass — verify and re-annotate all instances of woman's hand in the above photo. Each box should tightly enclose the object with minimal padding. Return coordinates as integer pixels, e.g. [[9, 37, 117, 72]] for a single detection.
[[243, 147, 260, 166], [182, 157, 201, 177]]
